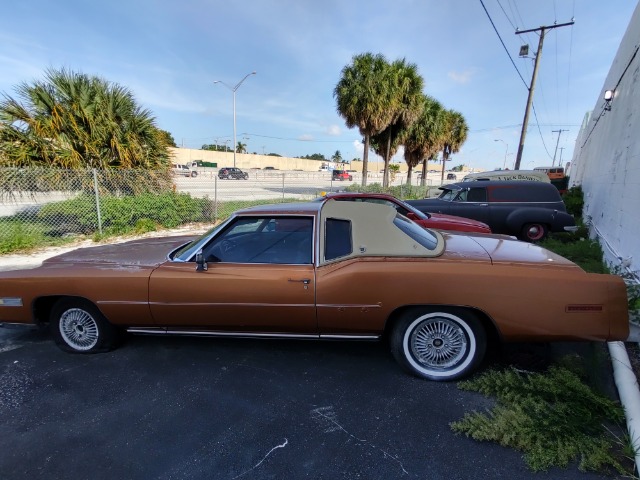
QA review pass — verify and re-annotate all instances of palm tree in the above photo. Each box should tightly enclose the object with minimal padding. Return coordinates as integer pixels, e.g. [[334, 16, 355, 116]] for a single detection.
[[401, 95, 446, 185], [331, 150, 342, 164], [334, 53, 396, 186], [236, 141, 247, 154], [439, 110, 468, 183], [375, 58, 424, 188], [0, 68, 170, 169]]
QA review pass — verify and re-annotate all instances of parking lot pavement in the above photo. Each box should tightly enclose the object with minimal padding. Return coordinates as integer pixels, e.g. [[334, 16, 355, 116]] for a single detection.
[[0, 328, 617, 480]]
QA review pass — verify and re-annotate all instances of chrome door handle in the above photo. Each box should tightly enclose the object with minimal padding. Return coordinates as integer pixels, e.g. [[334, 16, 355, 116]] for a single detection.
[[288, 278, 311, 284]]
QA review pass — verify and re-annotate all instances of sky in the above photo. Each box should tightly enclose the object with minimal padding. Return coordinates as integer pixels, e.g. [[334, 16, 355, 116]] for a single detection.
[[1, 0, 638, 172]]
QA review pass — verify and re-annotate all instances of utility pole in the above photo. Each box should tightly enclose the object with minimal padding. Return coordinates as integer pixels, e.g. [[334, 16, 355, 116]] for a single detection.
[[514, 20, 574, 170], [559, 147, 565, 166], [551, 129, 568, 166]]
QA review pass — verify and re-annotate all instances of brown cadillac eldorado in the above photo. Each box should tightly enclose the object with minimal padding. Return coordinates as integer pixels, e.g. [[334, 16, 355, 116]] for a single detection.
[[0, 200, 631, 381]]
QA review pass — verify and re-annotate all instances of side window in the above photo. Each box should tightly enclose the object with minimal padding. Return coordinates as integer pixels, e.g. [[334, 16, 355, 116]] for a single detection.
[[204, 216, 313, 264], [325, 218, 352, 261], [466, 188, 487, 202]]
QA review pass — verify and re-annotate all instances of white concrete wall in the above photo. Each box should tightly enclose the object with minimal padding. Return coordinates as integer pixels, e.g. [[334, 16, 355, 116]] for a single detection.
[[570, 1, 640, 279]]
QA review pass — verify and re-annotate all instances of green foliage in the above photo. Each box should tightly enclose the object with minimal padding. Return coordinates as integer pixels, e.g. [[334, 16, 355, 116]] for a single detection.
[[343, 182, 431, 200], [562, 185, 584, 218], [201, 144, 231, 152], [36, 192, 214, 236], [158, 129, 177, 147], [451, 365, 629, 474], [0, 220, 48, 254], [0, 68, 170, 169], [540, 235, 608, 273], [297, 153, 327, 161]]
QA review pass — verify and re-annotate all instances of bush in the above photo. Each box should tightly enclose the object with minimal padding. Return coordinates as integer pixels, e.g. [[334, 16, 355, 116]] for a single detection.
[[343, 182, 432, 200], [562, 185, 584, 218], [37, 192, 215, 235]]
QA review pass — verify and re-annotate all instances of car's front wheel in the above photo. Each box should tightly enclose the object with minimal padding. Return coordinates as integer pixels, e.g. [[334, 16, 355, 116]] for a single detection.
[[520, 223, 548, 242], [50, 298, 119, 353], [390, 308, 486, 381]]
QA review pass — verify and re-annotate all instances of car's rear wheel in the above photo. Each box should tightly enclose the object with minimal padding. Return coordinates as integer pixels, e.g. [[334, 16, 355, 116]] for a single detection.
[[390, 308, 486, 381], [520, 223, 548, 242], [50, 298, 119, 353], [191, 171, 197, 177]]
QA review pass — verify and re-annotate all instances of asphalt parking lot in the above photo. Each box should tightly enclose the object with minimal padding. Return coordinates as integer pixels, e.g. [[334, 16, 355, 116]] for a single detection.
[[0, 327, 618, 480]]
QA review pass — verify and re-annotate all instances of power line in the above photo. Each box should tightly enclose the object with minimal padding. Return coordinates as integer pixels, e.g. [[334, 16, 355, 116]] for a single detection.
[[478, 0, 528, 88]]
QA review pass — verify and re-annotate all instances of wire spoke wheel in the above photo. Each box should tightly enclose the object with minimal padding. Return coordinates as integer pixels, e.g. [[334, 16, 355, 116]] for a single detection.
[[391, 309, 486, 381], [410, 318, 467, 370], [59, 308, 99, 351], [51, 299, 118, 353]]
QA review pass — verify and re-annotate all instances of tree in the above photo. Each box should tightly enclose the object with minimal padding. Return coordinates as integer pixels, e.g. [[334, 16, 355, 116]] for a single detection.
[[298, 153, 326, 161], [375, 58, 424, 187], [331, 150, 343, 163], [439, 110, 468, 183], [158, 129, 177, 147], [202, 143, 232, 152], [0, 68, 169, 169], [236, 141, 247, 154], [401, 95, 446, 184], [334, 53, 396, 186]]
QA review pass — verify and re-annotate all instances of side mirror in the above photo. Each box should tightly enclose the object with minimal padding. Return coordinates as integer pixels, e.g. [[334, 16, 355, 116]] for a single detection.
[[195, 250, 208, 272]]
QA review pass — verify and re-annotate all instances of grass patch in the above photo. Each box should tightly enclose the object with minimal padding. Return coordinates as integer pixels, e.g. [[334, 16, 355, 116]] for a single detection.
[[450, 362, 632, 475], [541, 235, 609, 274]]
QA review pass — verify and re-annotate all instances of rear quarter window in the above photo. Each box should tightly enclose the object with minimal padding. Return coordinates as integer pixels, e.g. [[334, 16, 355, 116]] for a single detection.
[[325, 218, 352, 260]]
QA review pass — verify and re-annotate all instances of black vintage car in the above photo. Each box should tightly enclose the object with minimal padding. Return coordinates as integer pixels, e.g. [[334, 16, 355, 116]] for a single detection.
[[218, 167, 249, 180], [406, 180, 577, 242]]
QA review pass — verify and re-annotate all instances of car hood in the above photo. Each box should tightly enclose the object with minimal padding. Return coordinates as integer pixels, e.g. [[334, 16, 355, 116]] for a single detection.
[[424, 212, 490, 231], [42, 235, 197, 268], [440, 232, 580, 268]]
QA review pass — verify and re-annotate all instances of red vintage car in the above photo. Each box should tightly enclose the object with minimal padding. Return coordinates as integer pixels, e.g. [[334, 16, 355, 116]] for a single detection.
[[319, 192, 491, 234]]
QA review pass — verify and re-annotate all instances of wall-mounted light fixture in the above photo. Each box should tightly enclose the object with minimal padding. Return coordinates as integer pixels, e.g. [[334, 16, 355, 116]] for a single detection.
[[604, 90, 614, 111]]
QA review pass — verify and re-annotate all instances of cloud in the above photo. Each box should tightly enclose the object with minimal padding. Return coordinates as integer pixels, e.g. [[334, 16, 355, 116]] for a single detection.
[[299, 134, 314, 141], [325, 124, 341, 136], [448, 69, 476, 84], [353, 139, 364, 153]]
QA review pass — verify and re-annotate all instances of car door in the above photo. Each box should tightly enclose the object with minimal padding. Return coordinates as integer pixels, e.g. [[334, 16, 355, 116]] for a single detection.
[[148, 215, 317, 334], [447, 187, 491, 224]]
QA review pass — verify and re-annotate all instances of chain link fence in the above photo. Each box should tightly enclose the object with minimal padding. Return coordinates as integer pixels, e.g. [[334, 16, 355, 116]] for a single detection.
[[0, 167, 434, 253]]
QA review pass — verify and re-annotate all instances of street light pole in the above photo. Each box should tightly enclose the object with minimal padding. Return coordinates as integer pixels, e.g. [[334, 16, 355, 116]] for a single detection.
[[494, 139, 508, 169], [214, 71, 256, 168]]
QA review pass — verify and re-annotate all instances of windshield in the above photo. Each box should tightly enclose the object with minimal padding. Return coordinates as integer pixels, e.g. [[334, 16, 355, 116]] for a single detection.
[[438, 189, 460, 201], [172, 222, 226, 261]]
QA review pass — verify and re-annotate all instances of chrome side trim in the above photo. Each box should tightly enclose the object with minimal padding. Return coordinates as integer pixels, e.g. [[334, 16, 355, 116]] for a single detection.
[[317, 304, 381, 309], [97, 301, 149, 305], [127, 328, 319, 339], [0, 298, 23, 307], [319, 334, 380, 340], [126, 328, 380, 340]]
